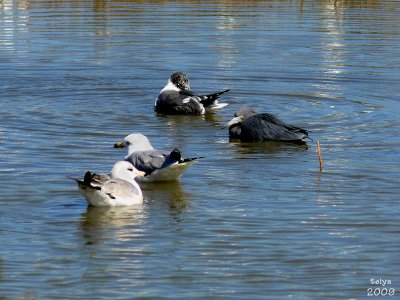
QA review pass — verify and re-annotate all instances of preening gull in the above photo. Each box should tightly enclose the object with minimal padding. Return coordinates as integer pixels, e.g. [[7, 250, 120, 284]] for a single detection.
[[225, 106, 311, 143], [154, 72, 230, 115], [72, 161, 143, 207], [114, 133, 201, 182]]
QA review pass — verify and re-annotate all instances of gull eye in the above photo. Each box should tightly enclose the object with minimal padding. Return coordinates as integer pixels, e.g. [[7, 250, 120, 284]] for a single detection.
[[126, 141, 131, 145], [127, 167, 134, 172]]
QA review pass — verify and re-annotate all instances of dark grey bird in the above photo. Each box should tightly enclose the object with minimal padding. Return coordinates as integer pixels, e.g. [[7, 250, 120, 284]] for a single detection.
[[154, 72, 230, 115], [225, 106, 311, 143]]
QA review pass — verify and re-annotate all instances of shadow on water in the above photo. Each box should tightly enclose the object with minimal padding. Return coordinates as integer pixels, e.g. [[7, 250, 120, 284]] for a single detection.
[[152, 112, 225, 145], [229, 139, 309, 155], [155, 111, 223, 125]]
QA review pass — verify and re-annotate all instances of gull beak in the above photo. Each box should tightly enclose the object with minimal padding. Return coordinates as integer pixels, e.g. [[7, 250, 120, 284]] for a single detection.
[[114, 141, 125, 148], [136, 170, 146, 177], [128, 166, 146, 178], [221, 115, 244, 129]]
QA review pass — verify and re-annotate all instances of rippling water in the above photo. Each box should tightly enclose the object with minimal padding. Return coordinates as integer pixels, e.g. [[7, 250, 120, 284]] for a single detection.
[[1, 0, 399, 299]]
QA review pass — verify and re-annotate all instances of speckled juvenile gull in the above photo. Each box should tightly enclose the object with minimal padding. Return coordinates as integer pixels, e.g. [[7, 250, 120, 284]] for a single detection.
[[154, 72, 230, 115], [72, 161, 143, 207], [225, 106, 311, 143], [114, 133, 202, 182]]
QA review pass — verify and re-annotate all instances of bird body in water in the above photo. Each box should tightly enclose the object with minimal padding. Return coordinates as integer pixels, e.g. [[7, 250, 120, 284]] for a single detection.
[[114, 133, 202, 182], [72, 161, 143, 207], [225, 106, 311, 143], [155, 72, 229, 115]]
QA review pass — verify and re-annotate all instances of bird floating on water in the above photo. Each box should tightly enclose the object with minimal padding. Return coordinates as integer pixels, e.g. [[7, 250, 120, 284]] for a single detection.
[[224, 106, 311, 143], [154, 72, 230, 115], [72, 161, 143, 207], [114, 133, 202, 182]]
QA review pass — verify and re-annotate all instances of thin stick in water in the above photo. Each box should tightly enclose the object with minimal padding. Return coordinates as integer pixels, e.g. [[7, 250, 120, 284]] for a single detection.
[[317, 140, 323, 172]]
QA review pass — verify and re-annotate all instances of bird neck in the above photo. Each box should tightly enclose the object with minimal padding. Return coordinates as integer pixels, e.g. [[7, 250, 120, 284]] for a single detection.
[[160, 79, 180, 93], [126, 143, 153, 155]]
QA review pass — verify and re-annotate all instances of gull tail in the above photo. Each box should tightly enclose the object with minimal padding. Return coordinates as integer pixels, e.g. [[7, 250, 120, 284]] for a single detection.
[[299, 129, 313, 141], [68, 172, 91, 186], [200, 89, 230, 107], [69, 172, 101, 190], [166, 149, 204, 163], [69, 177, 83, 184]]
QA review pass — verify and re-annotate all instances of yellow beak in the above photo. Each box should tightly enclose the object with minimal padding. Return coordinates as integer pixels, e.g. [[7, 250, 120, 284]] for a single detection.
[[114, 141, 125, 148]]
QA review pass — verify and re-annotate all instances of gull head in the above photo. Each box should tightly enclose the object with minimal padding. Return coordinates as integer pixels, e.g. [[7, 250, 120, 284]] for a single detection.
[[111, 161, 145, 182], [170, 72, 190, 90], [223, 106, 258, 129], [114, 133, 154, 154], [223, 115, 244, 129]]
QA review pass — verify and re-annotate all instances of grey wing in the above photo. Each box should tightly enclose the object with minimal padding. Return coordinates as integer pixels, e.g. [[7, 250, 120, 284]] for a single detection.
[[126, 149, 168, 175], [86, 172, 110, 189], [241, 114, 308, 141], [75, 172, 110, 195], [156, 90, 204, 114], [102, 179, 139, 199], [91, 173, 111, 183]]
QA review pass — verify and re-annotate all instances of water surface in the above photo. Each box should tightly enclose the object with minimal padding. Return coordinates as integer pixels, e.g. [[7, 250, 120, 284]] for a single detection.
[[1, 0, 399, 299]]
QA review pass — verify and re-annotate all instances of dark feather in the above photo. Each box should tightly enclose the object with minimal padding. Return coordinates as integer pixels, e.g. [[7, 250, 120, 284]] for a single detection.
[[241, 113, 309, 141], [228, 107, 311, 142], [79, 171, 102, 190], [156, 90, 204, 114], [200, 89, 230, 107], [180, 156, 205, 163], [106, 193, 116, 199], [83, 171, 92, 186]]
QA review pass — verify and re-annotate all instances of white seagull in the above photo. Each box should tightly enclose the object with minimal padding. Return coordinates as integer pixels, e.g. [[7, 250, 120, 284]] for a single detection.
[[72, 161, 143, 207], [154, 72, 229, 115], [114, 133, 201, 182]]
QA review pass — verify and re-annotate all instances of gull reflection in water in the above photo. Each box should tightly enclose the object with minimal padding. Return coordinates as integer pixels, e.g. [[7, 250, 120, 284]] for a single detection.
[[141, 180, 193, 214], [80, 205, 146, 245]]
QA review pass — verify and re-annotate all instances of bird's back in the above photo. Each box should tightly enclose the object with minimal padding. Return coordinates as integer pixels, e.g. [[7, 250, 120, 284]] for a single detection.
[[155, 90, 204, 114], [241, 113, 309, 141], [125, 149, 168, 175]]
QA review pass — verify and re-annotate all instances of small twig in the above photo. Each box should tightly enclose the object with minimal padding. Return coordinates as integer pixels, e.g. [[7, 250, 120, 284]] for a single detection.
[[317, 140, 323, 172]]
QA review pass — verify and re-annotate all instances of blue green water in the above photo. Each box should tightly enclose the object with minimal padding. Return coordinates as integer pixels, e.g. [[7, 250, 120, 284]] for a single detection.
[[1, 0, 399, 299]]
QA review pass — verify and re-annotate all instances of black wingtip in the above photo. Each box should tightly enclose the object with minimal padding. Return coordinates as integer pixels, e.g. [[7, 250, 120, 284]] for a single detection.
[[83, 171, 92, 186], [169, 148, 182, 162], [214, 89, 230, 97], [201, 89, 230, 107], [180, 156, 205, 163], [69, 176, 81, 184]]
